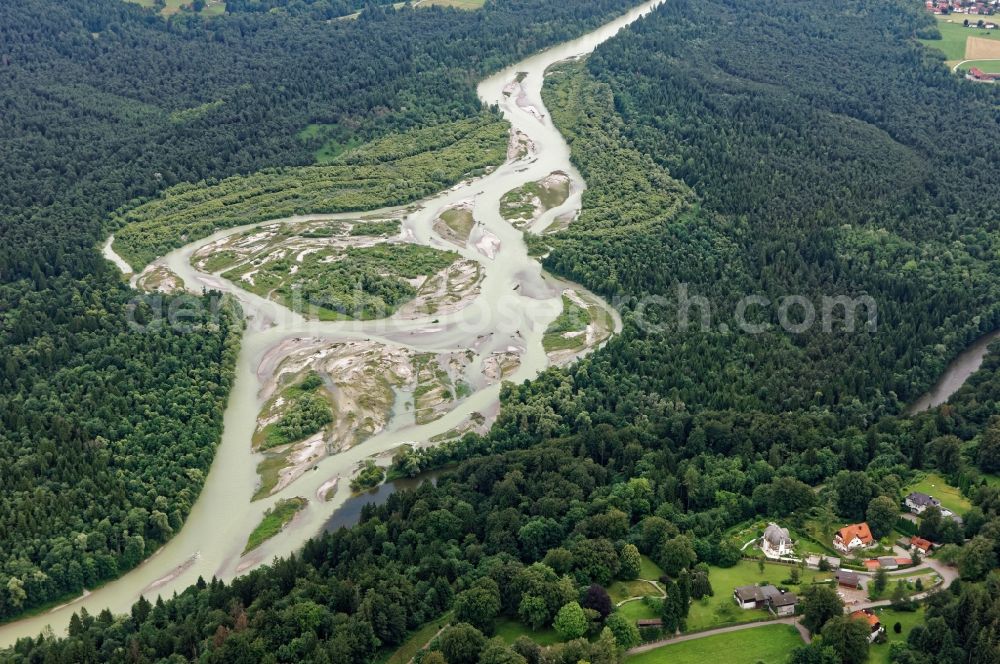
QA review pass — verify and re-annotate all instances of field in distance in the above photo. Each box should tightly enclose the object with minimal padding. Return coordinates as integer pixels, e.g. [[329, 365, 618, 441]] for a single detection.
[[126, 0, 227, 17], [920, 16, 1000, 64]]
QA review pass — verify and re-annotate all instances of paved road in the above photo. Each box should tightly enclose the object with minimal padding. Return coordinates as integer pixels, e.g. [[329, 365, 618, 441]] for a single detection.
[[853, 556, 958, 612], [627, 617, 809, 655]]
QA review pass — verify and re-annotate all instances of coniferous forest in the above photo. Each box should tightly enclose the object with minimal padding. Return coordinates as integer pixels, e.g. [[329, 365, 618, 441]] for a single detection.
[[3, 0, 1000, 662]]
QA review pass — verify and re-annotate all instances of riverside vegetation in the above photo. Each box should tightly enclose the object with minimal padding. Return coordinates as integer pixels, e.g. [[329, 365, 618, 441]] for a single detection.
[[112, 116, 507, 271], [0, 0, 648, 621], [5, 0, 1000, 662]]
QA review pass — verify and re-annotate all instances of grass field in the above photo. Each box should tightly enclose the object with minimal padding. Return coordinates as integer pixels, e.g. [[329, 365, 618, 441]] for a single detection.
[[626, 624, 804, 664], [905, 472, 971, 515], [919, 17, 1000, 62], [639, 556, 665, 580], [609, 579, 661, 604], [687, 561, 832, 632], [418, 0, 485, 8], [618, 599, 660, 621], [244, 497, 307, 553], [126, 0, 226, 17], [958, 59, 1000, 73], [867, 607, 926, 664], [380, 613, 452, 664], [494, 618, 562, 646]]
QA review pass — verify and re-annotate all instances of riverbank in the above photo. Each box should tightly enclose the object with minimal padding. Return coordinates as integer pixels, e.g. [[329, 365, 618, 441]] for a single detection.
[[0, 1, 663, 647]]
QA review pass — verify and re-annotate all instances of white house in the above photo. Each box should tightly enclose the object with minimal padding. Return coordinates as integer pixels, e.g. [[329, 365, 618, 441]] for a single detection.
[[833, 523, 875, 553], [760, 523, 793, 559], [905, 492, 941, 515]]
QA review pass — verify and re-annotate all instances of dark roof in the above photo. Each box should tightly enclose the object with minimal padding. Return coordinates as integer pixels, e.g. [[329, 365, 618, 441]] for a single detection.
[[837, 570, 861, 585], [636, 619, 663, 627], [907, 492, 940, 507], [734, 585, 762, 602], [877, 556, 899, 567], [768, 592, 798, 607]]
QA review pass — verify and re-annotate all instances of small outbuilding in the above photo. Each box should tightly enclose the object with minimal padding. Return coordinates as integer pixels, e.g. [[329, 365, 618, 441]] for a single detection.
[[836, 570, 862, 589]]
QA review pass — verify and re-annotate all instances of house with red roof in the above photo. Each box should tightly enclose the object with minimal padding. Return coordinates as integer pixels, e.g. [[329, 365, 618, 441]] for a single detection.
[[851, 610, 885, 642], [834, 522, 875, 553], [966, 67, 999, 82], [911, 536, 934, 555]]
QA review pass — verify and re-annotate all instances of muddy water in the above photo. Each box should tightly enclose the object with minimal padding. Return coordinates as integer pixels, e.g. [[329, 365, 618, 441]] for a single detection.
[[0, 0, 660, 646], [908, 329, 1000, 414]]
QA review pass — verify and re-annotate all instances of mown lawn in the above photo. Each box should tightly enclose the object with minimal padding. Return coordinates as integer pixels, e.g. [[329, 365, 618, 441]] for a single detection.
[[868, 607, 926, 664], [609, 579, 661, 605], [687, 561, 832, 632], [617, 599, 660, 622], [639, 555, 665, 580], [627, 624, 804, 664], [905, 472, 971, 515], [494, 618, 562, 646]]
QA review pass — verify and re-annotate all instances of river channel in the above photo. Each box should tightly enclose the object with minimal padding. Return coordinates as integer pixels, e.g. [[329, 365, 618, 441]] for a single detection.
[[0, 0, 664, 646]]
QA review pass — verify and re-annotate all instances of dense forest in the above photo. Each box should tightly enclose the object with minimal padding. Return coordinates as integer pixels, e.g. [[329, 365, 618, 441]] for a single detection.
[[0, 0, 646, 620], [4, 0, 1000, 661], [225, 0, 398, 18]]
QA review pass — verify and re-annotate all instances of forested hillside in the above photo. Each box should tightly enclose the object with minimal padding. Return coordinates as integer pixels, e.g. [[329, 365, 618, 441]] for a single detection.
[[0, 0, 645, 620], [6, 0, 1000, 662]]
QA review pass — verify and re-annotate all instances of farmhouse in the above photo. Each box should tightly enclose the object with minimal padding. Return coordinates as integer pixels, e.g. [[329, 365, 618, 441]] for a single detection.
[[911, 536, 934, 555], [836, 570, 862, 589], [905, 492, 941, 514], [834, 522, 875, 552], [850, 610, 885, 642], [966, 67, 999, 82], [760, 522, 794, 559]]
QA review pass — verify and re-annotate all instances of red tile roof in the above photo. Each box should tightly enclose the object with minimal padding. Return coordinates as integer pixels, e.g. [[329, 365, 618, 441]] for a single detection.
[[836, 523, 874, 545], [851, 610, 881, 629], [911, 536, 933, 551]]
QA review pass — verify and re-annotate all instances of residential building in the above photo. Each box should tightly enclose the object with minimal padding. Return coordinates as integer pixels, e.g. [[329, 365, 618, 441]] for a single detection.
[[733, 584, 779, 609], [877, 556, 899, 570], [905, 492, 941, 514], [760, 523, 794, 559], [851, 610, 885, 642], [834, 523, 875, 552], [836, 570, 862, 588], [767, 592, 798, 616], [911, 536, 933, 555], [966, 67, 999, 82]]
